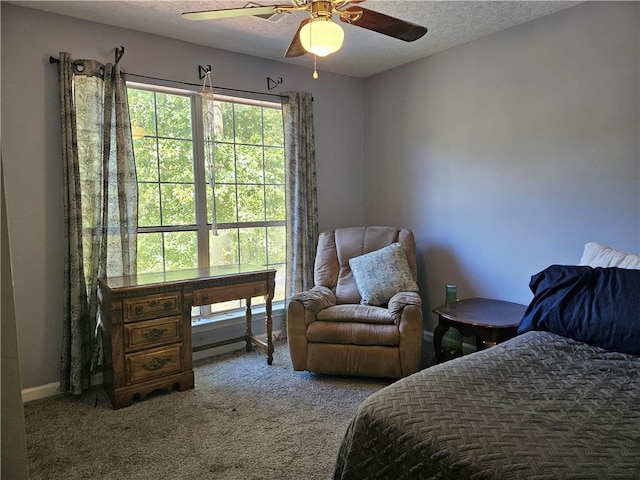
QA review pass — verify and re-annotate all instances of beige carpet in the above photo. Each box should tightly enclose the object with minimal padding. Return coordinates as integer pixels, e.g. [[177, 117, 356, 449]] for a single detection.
[[23, 341, 420, 480]]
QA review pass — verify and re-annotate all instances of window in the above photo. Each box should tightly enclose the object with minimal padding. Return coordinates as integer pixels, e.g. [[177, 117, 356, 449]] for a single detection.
[[127, 83, 286, 318]]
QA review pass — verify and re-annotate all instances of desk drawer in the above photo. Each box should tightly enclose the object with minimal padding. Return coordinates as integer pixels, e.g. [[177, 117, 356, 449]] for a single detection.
[[194, 281, 267, 305], [124, 316, 181, 352], [125, 344, 182, 385], [123, 292, 181, 322]]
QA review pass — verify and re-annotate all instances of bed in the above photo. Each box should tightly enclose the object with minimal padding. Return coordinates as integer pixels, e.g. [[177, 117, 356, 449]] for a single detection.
[[334, 243, 640, 480]]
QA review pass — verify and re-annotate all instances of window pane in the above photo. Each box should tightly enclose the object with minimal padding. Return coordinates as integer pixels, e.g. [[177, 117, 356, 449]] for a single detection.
[[209, 229, 239, 266], [161, 184, 196, 225], [237, 185, 264, 222], [215, 101, 234, 143], [158, 139, 194, 183], [214, 184, 237, 223], [234, 104, 262, 144], [264, 147, 284, 184], [214, 143, 235, 183], [263, 108, 283, 146], [273, 264, 286, 302], [236, 145, 263, 184], [164, 231, 197, 270], [128, 89, 156, 137], [239, 227, 266, 266], [267, 226, 286, 264], [137, 232, 164, 273], [133, 137, 159, 182], [265, 185, 285, 221], [156, 93, 192, 139], [138, 183, 161, 226]]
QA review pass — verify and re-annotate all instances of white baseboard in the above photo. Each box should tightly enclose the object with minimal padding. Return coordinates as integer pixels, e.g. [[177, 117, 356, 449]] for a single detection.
[[22, 329, 284, 403], [22, 382, 60, 403], [21, 370, 105, 403]]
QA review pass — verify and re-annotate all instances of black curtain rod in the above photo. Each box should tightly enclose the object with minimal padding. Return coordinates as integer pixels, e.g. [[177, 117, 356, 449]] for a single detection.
[[49, 56, 286, 100], [126, 72, 286, 100]]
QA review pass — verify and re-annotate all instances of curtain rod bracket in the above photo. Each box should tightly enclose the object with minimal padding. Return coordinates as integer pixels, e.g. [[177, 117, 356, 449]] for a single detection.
[[115, 46, 125, 64], [199, 65, 212, 80], [267, 77, 283, 91]]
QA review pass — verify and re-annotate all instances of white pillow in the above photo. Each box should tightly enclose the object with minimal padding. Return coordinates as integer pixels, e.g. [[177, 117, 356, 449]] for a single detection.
[[579, 242, 640, 269]]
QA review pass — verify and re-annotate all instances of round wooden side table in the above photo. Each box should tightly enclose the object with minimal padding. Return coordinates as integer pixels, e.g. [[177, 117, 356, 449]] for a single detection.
[[432, 297, 527, 363]]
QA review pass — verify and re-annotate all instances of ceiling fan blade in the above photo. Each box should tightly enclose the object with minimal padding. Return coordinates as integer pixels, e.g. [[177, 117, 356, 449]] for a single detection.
[[340, 6, 427, 42], [284, 18, 310, 58], [182, 5, 280, 21]]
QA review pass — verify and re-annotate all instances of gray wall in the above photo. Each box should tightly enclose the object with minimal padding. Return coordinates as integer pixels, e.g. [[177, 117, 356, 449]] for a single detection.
[[1, 4, 365, 388], [3, 2, 639, 389], [363, 1, 639, 330]]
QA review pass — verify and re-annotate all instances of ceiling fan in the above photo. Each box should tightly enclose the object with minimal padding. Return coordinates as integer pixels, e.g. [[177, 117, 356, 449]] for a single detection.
[[182, 0, 428, 59]]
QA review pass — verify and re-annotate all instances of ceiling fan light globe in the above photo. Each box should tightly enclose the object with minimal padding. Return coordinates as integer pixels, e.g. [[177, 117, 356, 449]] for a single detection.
[[300, 18, 344, 57]]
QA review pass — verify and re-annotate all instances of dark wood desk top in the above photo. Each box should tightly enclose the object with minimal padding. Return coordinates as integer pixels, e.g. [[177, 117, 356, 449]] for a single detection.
[[432, 297, 526, 329], [99, 264, 276, 292]]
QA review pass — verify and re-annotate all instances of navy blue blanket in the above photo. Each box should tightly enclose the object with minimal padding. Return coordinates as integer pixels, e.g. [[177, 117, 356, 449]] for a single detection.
[[518, 265, 640, 355]]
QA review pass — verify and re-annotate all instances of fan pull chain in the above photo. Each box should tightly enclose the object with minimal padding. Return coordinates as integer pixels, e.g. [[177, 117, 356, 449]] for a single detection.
[[313, 55, 318, 79]]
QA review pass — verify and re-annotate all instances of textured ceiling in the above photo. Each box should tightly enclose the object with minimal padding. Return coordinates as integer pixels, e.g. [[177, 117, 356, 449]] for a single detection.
[[12, 1, 581, 78]]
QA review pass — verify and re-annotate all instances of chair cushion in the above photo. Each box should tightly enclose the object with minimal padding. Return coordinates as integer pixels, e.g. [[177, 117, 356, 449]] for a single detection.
[[307, 321, 400, 346], [317, 304, 395, 324], [349, 243, 419, 306]]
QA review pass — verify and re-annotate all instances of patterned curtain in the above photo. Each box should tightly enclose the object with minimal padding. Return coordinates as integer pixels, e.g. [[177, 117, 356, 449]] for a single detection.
[[282, 92, 319, 337], [57, 52, 138, 395]]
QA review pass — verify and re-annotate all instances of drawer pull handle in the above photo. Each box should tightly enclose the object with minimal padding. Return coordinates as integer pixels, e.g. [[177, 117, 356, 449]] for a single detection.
[[133, 300, 174, 316], [143, 357, 169, 371], [201, 293, 209, 302], [144, 328, 168, 341]]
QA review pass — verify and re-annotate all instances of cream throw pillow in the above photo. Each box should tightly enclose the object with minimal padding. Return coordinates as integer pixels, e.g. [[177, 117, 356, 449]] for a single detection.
[[348, 242, 419, 306]]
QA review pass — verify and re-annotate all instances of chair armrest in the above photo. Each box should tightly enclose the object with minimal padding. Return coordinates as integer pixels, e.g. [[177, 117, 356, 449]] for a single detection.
[[287, 287, 337, 369], [290, 286, 336, 316], [388, 291, 422, 322], [390, 292, 423, 376]]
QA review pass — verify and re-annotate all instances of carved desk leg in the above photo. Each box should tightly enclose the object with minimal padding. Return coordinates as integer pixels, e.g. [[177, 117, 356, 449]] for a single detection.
[[244, 297, 253, 352], [266, 291, 273, 365]]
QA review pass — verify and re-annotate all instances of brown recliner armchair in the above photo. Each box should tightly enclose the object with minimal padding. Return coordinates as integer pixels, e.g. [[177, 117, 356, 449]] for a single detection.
[[287, 226, 423, 378]]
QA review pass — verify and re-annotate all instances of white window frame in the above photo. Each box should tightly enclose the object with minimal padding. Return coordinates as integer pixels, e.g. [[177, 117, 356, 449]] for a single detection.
[[127, 81, 286, 324]]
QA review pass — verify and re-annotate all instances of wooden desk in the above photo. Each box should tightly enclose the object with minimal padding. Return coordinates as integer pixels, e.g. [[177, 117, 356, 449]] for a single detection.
[[432, 298, 526, 363], [99, 265, 276, 409]]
